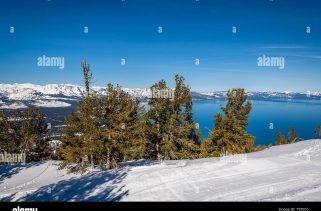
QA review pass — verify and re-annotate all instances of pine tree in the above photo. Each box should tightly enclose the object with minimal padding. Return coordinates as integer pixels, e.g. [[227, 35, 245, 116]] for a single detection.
[[200, 114, 224, 157], [82, 60, 92, 98], [60, 61, 146, 172], [101, 83, 146, 168], [144, 75, 200, 160], [287, 128, 298, 143], [171, 75, 200, 159], [144, 79, 174, 160], [60, 61, 103, 172], [20, 107, 51, 161], [274, 131, 287, 145], [0, 108, 51, 162], [201, 88, 254, 156], [0, 111, 16, 153], [315, 125, 321, 138]]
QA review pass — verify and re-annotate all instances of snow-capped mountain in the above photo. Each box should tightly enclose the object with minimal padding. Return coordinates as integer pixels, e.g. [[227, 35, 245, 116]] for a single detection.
[[0, 83, 320, 109], [201, 90, 321, 101], [0, 83, 151, 109]]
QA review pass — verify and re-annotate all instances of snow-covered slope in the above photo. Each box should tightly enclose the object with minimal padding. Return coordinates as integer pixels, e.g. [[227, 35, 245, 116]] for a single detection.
[[1, 139, 321, 201]]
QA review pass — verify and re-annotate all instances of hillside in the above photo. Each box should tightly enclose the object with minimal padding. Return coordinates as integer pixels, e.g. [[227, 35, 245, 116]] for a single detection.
[[1, 139, 321, 201]]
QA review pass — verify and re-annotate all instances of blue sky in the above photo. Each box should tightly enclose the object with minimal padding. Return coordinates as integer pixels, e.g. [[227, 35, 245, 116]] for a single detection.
[[0, 0, 321, 92]]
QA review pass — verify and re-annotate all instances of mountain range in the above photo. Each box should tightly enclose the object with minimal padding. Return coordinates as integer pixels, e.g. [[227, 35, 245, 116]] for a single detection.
[[0, 83, 320, 109]]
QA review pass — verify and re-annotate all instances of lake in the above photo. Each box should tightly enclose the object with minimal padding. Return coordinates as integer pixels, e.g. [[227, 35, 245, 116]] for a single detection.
[[193, 100, 321, 146], [39, 99, 321, 146]]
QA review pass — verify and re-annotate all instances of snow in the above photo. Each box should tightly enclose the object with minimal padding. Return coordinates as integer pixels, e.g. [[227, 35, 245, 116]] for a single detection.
[[0, 102, 28, 109], [0, 100, 70, 109], [1, 139, 321, 201], [0, 84, 153, 109], [1, 84, 320, 108], [30, 100, 71, 108], [0, 83, 151, 100]]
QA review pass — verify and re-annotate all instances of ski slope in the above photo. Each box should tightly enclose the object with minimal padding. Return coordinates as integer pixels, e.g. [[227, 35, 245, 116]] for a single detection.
[[0, 139, 321, 201]]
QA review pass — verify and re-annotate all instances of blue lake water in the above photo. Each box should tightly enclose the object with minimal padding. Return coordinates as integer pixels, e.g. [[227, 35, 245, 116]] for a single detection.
[[193, 100, 321, 146], [36, 100, 321, 146]]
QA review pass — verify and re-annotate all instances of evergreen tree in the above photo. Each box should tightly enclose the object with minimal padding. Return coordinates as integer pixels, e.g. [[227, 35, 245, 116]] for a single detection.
[[287, 128, 298, 143], [200, 114, 224, 157], [60, 61, 103, 172], [144, 79, 174, 160], [20, 107, 51, 161], [171, 75, 200, 158], [101, 84, 146, 168], [144, 75, 200, 160], [82, 60, 92, 98], [274, 131, 287, 145], [60, 61, 146, 172], [315, 125, 321, 138], [0, 108, 51, 162], [199, 139, 216, 158], [0, 111, 17, 153], [201, 88, 254, 156]]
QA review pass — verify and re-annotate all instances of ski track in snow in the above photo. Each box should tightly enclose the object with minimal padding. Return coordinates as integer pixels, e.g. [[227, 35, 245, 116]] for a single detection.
[[0, 139, 321, 201]]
